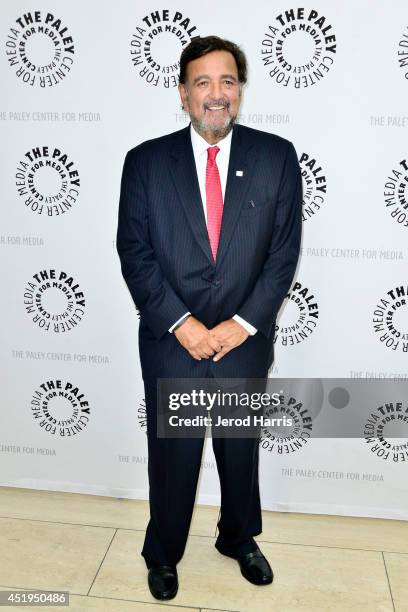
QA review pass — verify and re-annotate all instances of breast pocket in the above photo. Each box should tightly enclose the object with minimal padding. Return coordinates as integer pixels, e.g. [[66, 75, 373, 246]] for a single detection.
[[240, 200, 270, 217]]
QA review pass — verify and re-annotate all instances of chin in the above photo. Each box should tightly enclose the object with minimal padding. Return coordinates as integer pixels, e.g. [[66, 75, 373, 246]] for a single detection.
[[205, 117, 234, 134], [211, 126, 232, 138]]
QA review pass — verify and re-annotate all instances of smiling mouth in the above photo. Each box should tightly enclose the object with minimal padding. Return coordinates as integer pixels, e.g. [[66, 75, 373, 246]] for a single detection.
[[205, 104, 228, 111], [206, 106, 227, 112]]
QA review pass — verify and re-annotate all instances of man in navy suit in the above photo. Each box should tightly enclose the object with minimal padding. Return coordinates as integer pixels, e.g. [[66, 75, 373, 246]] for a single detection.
[[117, 35, 302, 600]]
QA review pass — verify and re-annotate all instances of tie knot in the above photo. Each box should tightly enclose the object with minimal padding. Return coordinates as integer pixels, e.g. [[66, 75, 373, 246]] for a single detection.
[[207, 146, 220, 163]]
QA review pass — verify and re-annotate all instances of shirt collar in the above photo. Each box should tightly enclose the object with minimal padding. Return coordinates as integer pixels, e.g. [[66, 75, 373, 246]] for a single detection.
[[190, 122, 233, 157]]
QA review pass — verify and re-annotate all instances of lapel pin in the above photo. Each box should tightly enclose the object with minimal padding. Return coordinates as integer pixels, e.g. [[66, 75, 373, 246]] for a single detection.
[[235, 170, 243, 177]]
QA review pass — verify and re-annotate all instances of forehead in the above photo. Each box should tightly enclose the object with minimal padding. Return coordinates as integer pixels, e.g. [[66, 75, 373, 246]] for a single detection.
[[185, 50, 238, 80]]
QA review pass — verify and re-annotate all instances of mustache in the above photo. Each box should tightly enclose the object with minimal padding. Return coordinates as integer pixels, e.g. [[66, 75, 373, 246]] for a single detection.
[[203, 99, 230, 110]]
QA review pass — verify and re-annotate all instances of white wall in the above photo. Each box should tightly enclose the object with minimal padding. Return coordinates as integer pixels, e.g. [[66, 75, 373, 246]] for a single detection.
[[1, 0, 408, 520]]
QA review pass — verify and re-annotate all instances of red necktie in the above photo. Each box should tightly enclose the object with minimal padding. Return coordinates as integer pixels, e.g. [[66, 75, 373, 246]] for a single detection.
[[205, 146, 223, 262]]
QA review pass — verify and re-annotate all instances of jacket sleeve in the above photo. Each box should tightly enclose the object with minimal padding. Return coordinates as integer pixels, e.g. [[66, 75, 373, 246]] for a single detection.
[[236, 141, 302, 339], [116, 149, 189, 341]]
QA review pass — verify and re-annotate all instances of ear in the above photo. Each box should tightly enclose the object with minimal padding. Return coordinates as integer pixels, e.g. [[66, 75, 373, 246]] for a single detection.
[[178, 83, 190, 112]]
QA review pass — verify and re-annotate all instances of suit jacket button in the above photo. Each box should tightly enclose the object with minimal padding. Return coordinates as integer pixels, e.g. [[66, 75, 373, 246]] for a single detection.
[[202, 271, 215, 282], [214, 280, 221, 287]]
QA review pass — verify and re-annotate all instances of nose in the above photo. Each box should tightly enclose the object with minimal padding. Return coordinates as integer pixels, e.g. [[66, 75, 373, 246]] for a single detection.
[[209, 81, 222, 100]]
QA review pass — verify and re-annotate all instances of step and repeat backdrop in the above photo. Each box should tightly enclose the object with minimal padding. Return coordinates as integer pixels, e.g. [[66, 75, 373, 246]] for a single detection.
[[1, 0, 408, 520]]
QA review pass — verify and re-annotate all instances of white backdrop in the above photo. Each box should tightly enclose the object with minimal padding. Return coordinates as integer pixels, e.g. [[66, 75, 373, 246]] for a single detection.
[[1, 0, 408, 520]]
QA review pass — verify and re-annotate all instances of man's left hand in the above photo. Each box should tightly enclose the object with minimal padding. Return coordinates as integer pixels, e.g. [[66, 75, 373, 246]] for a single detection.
[[208, 319, 249, 362]]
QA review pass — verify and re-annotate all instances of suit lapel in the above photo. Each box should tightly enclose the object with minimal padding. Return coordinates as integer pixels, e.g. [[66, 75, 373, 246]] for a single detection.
[[215, 124, 256, 269], [169, 124, 257, 269], [169, 126, 215, 266]]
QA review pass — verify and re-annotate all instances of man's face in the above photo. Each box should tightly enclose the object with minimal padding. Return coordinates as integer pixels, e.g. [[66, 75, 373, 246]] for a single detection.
[[178, 50, 243, 144]]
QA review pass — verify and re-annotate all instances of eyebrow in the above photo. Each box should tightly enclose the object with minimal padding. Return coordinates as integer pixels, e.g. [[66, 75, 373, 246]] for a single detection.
[[192, 74, 238, 84]]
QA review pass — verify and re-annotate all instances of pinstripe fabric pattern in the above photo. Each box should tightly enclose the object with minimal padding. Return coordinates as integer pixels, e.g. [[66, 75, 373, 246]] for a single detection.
[[116, 123, 302, 385]]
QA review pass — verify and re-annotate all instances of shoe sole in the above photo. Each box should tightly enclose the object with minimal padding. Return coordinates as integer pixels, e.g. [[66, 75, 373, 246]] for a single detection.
[[240, 567, 273, 585], [148, 584, 178, 600]]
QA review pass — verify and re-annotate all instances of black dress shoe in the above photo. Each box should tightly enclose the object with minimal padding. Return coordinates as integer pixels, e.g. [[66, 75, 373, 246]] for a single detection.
[[147, 564, 178, 600], [216, 543, 273, 585], [237, 548, 273, 585]]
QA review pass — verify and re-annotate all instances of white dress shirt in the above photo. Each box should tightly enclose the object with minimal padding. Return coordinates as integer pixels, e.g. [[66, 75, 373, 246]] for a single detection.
[[169, 124, 257, 336]]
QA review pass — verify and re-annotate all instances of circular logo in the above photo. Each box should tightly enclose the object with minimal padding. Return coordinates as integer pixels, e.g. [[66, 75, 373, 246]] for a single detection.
[[299, 151, 327, 220], [275, 281, 319, 346], [5, 11, 74, 87], [363, 401, 408, 463], [383, 159, 408, 228], [138, 398, 147, 432], [261, 8, 336, 88], [31, 380, 90, 437], [259, 392, 312, 454], [16, 146, 80, 217], [397, 27, 408, 81], [24, 269, 86, 332], [130, 9, 199, 87], [373, 286, 408, 353]]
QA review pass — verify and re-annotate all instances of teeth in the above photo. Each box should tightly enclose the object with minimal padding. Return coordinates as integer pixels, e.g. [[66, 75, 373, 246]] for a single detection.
[[208, 105, 225, 110]]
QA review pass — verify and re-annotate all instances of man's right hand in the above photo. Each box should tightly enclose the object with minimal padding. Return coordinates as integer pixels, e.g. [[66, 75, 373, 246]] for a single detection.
[[174, 316, 222, 360]]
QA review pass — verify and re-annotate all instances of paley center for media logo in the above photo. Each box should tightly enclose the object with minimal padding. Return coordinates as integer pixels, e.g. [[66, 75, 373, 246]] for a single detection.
[[5, 11, 74, 87], [259, 390, 313, 455], [363, 399, 408, 463], [31, 379, 90, 437], [397, 26, 408, 80], [137, 397, 147, 432], [261, 8, 337, 88], [24, 268, 86, 332], [16, 146, 80, 217], [275, 281, 320, 346], [130, 9, 199, 87], [373, 286, 408, 353], [299, 151, 327, 220], [384, 158, 408, 229]]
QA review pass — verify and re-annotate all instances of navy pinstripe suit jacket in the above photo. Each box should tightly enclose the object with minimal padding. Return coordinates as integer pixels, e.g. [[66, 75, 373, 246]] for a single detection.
[[117, 123, 302, 385]]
